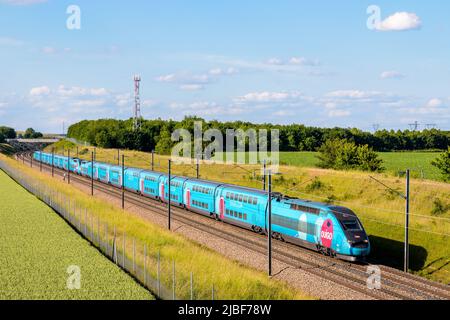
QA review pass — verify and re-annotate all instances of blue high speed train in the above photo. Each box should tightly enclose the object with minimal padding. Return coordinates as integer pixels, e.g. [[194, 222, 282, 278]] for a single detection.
[[33, 151, 371, 261]]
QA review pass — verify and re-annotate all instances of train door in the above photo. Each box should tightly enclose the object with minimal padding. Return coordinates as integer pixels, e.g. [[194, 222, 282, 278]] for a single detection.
[[219, 196, 225, 220], [184, 187, 191, 209], [159, 178, 165, 201]]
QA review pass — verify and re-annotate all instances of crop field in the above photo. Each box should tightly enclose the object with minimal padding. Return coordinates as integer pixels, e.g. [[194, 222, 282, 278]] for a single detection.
[[0, 154, 309, 300], [0, 169, 154, 300], [46, 145, 450, 284]]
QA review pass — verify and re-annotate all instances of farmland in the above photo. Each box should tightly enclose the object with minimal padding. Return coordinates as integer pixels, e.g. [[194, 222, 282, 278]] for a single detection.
[[0, 169, 154, 300], [45, 145, 450, 284], [0, 154, 308, 299]]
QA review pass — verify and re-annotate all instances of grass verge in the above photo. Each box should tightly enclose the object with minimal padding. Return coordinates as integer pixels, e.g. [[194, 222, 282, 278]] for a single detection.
[[0, 169, 153, 300]]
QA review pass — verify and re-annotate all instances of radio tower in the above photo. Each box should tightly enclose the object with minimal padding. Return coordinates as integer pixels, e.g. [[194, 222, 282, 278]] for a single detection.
[[133, 75, 142, 131]]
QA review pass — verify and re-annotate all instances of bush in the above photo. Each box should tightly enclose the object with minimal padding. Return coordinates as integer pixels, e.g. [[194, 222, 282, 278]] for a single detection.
[[317, 139, 384, 172], [431, 198, 449, 216], [306, 177, 326, 192], [431, 147, 450, 181], [0, 132, 5, 143]]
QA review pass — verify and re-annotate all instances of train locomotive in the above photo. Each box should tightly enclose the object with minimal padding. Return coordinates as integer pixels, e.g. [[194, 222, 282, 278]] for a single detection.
[[33, 151, 371, 261]]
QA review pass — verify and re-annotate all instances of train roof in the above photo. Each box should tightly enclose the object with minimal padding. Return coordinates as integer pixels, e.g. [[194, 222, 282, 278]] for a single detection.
[[184, 178, 224, 186], [221, 184, 268, 196]]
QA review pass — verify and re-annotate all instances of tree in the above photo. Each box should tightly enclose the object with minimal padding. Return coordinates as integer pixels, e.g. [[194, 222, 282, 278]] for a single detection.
[[23, 128, 43, 139], [0, 132, 5, 143], [155, 126, 173, 155], [0, 126, 16, 139], [317, 139, 383, 172], [432, 147, 450, 181]]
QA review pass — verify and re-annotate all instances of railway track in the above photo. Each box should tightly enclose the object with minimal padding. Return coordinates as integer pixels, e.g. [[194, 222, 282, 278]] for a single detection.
[[19, 153, 450, 300]]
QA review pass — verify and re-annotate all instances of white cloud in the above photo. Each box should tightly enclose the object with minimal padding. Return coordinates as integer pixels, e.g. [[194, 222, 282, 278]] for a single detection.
[[156, 74, 176, 83], [235, 91, 302, 103], [42, 46, 56, 54], [180, 84, 204, 91], [70, 99, 106, 108], [264, 57, 320, 67], [168, 101, 246, 117], [376, 12, 422, 31], [0, 0, 47, 5], [57, 85, 108, 97], [380, 71, 405, 79], [326, 90, 384, 99], [0, 36, 24, 46], [266, 58, 284, 65], [30, 86, 51, 96], [426, 98, 443, 108], [327, 109, 351, 117], [289, 57, 320, 66], [208, 67, 238, 75]]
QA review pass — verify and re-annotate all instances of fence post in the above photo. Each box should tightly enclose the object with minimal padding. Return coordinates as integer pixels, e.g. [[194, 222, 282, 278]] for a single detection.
[[84, 208, 87, 236], [190, 272, 194, 300], [172, 260, 176, 300], [78, 206, 81, 231], [67, 149, 70, 185], [91, 213, 94, 243], [105, 223, 109, 257], [121, 154, 125, 209], [97, 216, 100, 247], [168, 160, 172, 230], [157, 250, 161, 297], [123, 232, 126, 269], [113, 226, 117, 264], [151, 150, 154, 171], [133, 238, 136, 274], [144, 244, 147, 286]]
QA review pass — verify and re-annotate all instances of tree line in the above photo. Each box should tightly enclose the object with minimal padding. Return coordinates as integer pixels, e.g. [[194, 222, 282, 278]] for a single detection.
[[67, 117, 450, 153]]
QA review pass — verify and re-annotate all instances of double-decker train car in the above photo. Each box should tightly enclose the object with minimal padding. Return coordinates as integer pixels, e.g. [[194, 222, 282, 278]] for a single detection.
[[33, 151, 371, 261], [140, 171, 164, 200]]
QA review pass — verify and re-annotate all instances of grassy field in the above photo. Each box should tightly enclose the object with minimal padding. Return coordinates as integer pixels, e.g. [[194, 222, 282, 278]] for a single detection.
[[0, 169, 154, 300], [0, 154, 310, 300], [45, 145, 450, 284], [213, 151, 444, 181]]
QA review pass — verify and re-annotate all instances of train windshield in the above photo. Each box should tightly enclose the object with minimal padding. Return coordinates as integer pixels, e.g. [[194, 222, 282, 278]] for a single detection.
[[341, 219, 362, 231]]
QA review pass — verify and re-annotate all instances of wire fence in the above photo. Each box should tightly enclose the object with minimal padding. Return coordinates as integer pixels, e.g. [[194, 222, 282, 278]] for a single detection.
[[0, 159, 218, 300]]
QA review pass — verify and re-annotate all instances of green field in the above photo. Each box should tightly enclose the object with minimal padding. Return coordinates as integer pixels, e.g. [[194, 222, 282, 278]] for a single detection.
[[0, 169, 154, 300], [278, 152, 443, 181], [213, 151, 444, 181]]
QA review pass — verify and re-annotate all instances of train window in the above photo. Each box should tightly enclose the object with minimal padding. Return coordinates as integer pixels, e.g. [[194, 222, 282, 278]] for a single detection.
[[341, 220, 361, 231], [290, 204, 320, 215], [253, 198, 258, 205], [243, 196, 248, 203], [238, 194, 243, 202], [244, 213, 247, 220], [239, 213, 242, 219], [226, 192, 230, 199]]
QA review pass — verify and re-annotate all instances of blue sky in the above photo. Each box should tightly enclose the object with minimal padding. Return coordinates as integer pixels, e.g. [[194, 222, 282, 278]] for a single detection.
[[0, 0, 449, 133]]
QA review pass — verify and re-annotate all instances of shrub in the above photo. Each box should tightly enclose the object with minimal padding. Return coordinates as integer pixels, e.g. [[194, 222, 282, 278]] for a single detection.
[[317, 139, 384, 172], [431, 198, 449, 216], [79, 148, 89, 155], [431, 147, 450, 181], [306, 177, 326, 192]]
